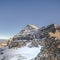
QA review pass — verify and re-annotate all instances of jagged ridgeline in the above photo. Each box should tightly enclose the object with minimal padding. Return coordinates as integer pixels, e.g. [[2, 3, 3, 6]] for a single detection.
[[35, 24, 60, 60], [7, 24, 60, 60], [7, 24, 39, 48]]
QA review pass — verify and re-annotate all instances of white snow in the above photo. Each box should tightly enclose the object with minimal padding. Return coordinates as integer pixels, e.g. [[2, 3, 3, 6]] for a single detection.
[[26, 42, 31, 46], [28, 24, 38, 29], [3, 46, 42, 60]]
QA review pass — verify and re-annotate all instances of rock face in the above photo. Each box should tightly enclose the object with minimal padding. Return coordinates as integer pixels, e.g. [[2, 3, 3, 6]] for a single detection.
[[34, 24, 60, 60], [7, 24, 39, 48], [7, 24, 60, 60]]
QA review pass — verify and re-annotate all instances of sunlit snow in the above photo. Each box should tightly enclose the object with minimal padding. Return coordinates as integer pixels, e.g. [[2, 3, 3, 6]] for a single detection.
[[3, 46, 41, 60]]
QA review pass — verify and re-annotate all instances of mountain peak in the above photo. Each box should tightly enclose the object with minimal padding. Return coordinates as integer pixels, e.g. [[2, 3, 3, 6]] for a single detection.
[[14, 24, 38, 37], [26, 24, 39, 30]]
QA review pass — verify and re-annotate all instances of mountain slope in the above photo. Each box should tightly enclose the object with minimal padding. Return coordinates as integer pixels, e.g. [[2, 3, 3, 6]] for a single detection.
[[0, 24, 60, 60]]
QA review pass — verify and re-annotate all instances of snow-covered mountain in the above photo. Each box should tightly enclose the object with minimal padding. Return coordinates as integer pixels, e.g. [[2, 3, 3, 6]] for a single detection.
[[0, 24, 60, 60], [14, 24, 38, 37], [7, 24, 39, 48], [8, 24, 60, 48]]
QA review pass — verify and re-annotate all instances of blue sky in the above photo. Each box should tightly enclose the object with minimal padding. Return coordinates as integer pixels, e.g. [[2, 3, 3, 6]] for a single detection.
[[0, 0, 60, 39]]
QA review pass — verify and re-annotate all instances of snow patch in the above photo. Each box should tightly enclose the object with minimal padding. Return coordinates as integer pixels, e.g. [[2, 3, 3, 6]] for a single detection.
[[3, 46, 42, 60]]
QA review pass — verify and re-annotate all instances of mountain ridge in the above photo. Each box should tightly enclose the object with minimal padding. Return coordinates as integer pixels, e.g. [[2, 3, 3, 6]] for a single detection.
[[0, 24, 60, 60], [7, 24, 60, 48]]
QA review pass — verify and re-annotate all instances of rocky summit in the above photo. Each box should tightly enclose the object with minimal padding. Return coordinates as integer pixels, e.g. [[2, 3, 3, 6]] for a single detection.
[[3, 24, 60, 60], [7, 24, 39, 48]]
